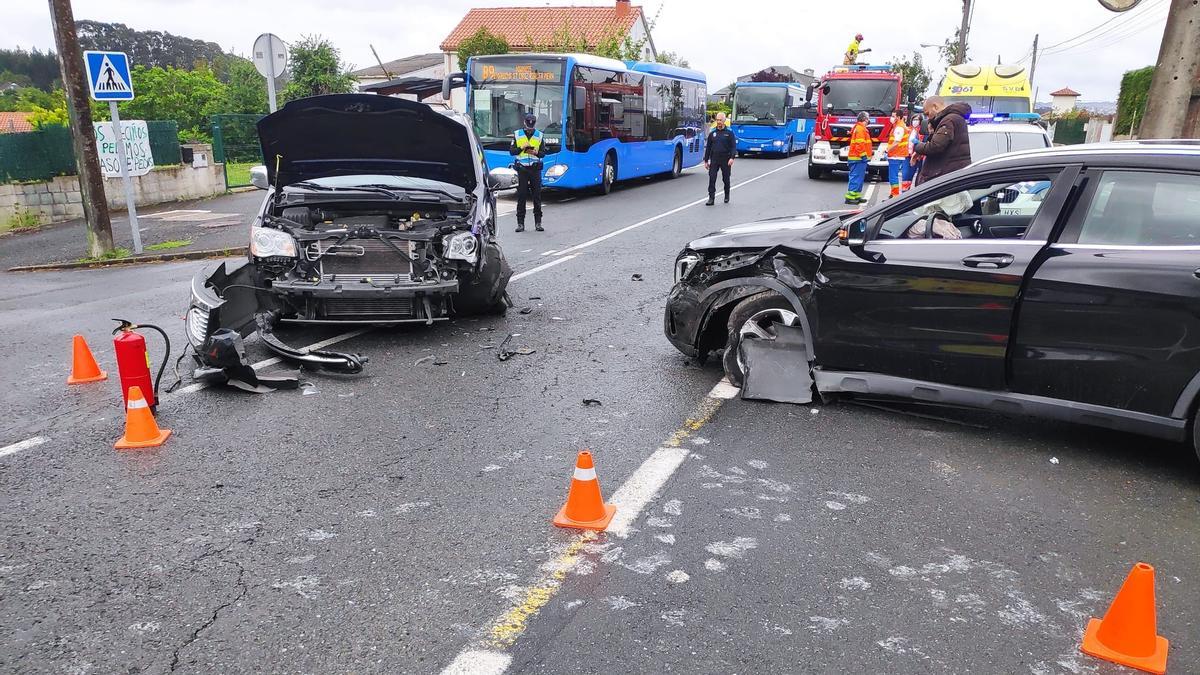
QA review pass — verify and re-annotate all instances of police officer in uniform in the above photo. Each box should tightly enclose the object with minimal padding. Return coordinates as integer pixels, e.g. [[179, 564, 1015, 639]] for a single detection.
[[704, 112, 736, 206], [510, 113, 545, 232]]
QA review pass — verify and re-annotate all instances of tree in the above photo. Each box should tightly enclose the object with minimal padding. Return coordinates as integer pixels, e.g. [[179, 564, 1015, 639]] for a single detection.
[[0, 48, 61, 90], [655, 51, 690, 68], [281, 35, 356, 101], [938, 29, 967, 68], [457, 27, 510, 71], [0, 85, 62, 112], [749, 68, 791, 83], [888, 51, 933, 102], [93, 65, 228, 142], [75, 20, 226, 72], [222, 57, 269, 114]]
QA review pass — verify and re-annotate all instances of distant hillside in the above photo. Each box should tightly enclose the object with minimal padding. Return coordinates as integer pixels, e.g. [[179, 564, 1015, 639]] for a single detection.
[[1036, 100, 1117, 115], [77, 20, 229, 72]]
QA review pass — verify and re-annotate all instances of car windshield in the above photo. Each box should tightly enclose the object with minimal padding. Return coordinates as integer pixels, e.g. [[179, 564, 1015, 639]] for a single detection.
[[734, 87, 787, 125], [945, 95, 1030, 114], [469, 60, 565, 145], [822, 79, 898, 116]]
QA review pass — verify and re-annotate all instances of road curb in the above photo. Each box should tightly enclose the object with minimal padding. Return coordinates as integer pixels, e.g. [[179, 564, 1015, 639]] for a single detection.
[[6, 247, 247, 272]]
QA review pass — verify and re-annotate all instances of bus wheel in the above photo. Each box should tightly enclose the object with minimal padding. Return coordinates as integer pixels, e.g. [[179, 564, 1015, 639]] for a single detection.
[[599, 154, 616, 195], [670, 147, 682, 178]]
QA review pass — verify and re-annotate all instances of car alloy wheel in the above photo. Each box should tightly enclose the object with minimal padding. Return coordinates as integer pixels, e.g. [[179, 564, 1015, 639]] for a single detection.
[[735, 307, 801, 375]]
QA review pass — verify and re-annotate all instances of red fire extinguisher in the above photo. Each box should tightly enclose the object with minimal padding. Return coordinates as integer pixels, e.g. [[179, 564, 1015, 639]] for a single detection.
[[112, 319, 171, 412]]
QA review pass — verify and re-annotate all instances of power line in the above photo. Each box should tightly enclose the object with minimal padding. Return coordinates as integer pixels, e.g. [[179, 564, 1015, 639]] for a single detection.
[[1040, 5, 1168, 56], [1041, 12, 1167, 58], [1039, 0, 1165, 52]]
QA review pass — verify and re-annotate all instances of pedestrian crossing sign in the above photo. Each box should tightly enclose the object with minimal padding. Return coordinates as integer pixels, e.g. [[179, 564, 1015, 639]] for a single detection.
[[84, 51, 134, 101]]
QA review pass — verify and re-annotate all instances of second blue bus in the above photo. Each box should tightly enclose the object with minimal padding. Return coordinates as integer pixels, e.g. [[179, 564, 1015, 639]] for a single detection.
[[461, 53, 707, 194], [731, 81, 814, 157]]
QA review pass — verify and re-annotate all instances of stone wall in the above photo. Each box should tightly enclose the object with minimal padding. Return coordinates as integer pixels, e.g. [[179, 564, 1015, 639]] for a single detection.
[[0, 144, 226, 226]]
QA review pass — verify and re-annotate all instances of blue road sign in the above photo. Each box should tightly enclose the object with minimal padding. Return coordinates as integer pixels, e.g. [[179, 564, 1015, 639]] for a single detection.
[[84, 51, 134, 101]]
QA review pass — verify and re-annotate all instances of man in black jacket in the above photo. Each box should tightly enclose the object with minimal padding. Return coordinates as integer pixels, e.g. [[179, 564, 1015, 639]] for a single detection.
[[913, 97, 973, 185], [704, 112, 736, 205]]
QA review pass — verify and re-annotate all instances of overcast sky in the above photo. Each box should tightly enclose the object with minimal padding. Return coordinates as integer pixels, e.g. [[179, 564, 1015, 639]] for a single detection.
[[5, 0, 1170, 100]]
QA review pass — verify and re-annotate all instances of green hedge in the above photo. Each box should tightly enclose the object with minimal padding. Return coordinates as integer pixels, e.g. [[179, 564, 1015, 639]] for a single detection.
[[1116, 66, 1153, 136], [0, 120, 181, 183]]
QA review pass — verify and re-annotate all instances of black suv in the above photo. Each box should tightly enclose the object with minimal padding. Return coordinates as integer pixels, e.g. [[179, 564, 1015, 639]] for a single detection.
[[665, 142, 1200, 458]]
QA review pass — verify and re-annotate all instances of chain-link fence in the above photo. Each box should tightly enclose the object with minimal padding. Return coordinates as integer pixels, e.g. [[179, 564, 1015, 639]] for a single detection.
[[211, 114, 265, 188], [0, 120, 180, 183]]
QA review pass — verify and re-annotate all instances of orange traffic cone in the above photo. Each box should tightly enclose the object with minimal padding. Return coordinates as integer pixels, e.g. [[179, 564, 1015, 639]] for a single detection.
[[1080, 562, 1169, 674], [114, 386, 171, 450], [67, 335, 107, 384], [553, 450, 616, 531]]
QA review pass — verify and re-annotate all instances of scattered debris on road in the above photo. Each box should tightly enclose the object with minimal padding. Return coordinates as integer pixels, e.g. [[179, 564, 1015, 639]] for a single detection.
[[497, 333, 535, 361], [631, 274, 643, 281], [582, 399, 602, 406]]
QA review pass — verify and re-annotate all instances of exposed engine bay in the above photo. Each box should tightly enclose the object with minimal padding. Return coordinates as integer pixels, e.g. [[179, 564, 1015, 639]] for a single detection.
[[185, 92, 512, 392]]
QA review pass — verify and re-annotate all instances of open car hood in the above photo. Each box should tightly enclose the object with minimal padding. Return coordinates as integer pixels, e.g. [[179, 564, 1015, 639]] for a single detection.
[[257, 94, 478, 191]]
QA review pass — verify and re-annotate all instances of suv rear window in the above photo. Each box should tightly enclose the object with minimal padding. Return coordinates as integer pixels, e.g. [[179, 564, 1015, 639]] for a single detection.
[[1078, 171, 1200, 246]]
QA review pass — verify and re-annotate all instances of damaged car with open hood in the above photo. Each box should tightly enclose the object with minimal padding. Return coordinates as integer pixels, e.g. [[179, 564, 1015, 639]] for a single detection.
[[186, 94, 512, 390]]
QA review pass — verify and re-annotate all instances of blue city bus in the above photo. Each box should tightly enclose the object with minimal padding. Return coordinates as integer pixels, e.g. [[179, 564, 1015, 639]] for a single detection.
[[730, 82, 815, 157], [455, 53, 707, 194]]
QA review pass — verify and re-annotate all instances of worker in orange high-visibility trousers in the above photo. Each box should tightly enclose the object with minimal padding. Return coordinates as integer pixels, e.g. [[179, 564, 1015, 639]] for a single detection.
[[845, 111, 872, 205], [885, 109, 910, 198]]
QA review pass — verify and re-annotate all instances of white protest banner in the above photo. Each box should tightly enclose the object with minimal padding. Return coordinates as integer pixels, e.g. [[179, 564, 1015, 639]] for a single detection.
[[94, 120, 155, 177]]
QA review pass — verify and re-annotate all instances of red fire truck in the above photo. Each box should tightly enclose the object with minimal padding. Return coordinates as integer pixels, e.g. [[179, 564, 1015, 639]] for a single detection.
[[805, 65, 904, 180]]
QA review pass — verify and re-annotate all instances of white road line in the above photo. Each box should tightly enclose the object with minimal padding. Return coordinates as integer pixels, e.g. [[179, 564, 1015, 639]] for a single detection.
[[864, 182, 877, 204], [440, 650, 512, 675], [552, 160, 803, 258], [510, 254, 578, 282], [708, 378, 740, 400], [606, 446, 691, 537], [0, 436, 47, 459]]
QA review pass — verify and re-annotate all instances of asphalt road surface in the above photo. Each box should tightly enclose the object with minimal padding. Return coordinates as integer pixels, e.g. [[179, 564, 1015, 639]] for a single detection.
[[1, 159, 1197, 675]]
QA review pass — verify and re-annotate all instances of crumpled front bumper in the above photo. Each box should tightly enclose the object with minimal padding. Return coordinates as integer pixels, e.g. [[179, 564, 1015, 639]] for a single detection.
[[186, 260, 368, 382]]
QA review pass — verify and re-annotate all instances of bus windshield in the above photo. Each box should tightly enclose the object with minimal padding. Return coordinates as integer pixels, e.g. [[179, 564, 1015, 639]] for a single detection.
[[822, 79, 898, 116], [469, 60, 565, 146], [734, 87, 786, 125], [944, 96, 1030, 114]]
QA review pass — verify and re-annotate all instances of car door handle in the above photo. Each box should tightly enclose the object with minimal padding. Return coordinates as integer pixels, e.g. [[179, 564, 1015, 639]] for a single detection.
[[961, 254, 1015, 269]]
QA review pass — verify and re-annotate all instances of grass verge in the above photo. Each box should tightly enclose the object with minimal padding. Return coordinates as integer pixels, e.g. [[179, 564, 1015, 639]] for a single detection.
[[2, 208, 42, 234], [145, 239, 192, 251], [225, 162, 257, 188], [76, 247, 132, 264]]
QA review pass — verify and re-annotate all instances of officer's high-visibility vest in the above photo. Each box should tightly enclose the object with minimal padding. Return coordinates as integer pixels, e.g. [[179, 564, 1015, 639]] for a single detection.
[[515, 129, 544, 165], [887, 121, 910, 158], [848, 122, 873, 160]]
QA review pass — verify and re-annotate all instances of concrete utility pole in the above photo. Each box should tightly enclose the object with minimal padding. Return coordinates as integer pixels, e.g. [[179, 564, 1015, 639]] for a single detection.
[[1139, 0, 1200, 138], [1029, 34, 1039, 86], [956, 0, 973, 65], [47, 0, 113, 257]]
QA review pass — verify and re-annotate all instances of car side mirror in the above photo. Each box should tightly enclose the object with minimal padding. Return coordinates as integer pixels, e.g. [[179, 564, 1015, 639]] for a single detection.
[[979, 195, 1001, 216], [249, 165, 269, 190], [487, 167, 518, 191], [838, 219, 867, 246]]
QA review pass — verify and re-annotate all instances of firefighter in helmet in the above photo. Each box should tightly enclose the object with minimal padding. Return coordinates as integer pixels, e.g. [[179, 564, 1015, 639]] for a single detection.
[[844, 34, 871, 65]]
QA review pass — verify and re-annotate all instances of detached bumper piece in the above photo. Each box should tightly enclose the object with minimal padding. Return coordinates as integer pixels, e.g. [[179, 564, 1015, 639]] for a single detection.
[[187, 260, 368, 392], [739, 323, 813, 404]]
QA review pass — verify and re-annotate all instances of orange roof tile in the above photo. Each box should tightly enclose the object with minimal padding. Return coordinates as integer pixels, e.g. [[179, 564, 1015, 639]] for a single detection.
[[0, 112, 34, 134], [1050, 87, 1080, 97], [440, 3, 643, 52]]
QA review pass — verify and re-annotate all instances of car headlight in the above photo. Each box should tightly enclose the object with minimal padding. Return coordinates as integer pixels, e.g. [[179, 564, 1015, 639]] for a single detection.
[[185, 307, 210, 346], [250, 226, 297, 257], [674, 252, 702, 282], [545, 164, 568, 178], [773, 140, 784, 146], [442, 231, 479, 264]]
